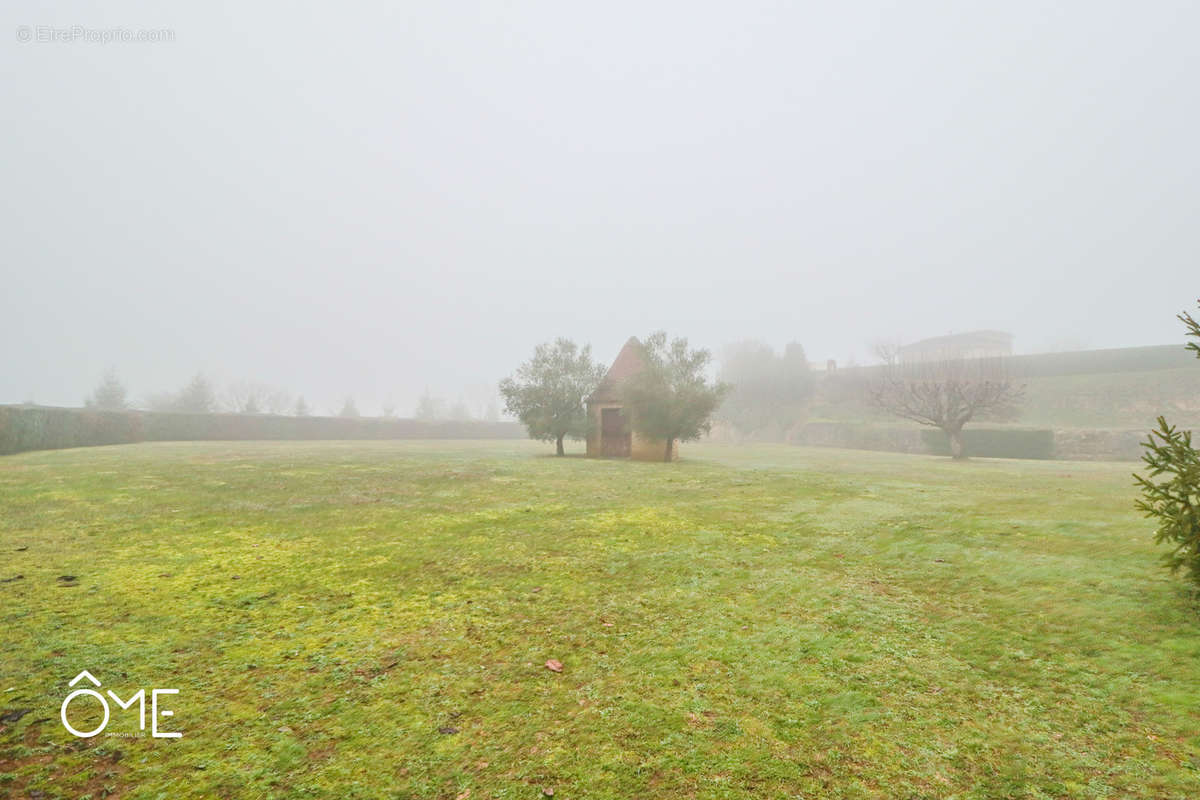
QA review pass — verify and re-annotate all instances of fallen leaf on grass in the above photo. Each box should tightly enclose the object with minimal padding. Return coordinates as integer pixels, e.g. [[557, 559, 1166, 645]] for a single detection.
[[545, 659, 563, 673]]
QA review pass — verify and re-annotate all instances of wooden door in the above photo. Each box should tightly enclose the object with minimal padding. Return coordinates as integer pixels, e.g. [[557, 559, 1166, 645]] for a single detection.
[[600, 407, 630, 457]]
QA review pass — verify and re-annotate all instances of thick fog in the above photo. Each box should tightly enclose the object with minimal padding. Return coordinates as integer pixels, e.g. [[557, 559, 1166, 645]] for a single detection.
[[3, 1, 1197, 414]]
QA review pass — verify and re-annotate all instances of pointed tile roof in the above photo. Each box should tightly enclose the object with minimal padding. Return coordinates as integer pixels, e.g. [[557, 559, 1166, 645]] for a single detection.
[[588, 337, 647, 403]]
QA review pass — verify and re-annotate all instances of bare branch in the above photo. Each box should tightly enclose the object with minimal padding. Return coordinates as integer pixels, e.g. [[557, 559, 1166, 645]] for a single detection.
[[867, 355, 1025, 458]]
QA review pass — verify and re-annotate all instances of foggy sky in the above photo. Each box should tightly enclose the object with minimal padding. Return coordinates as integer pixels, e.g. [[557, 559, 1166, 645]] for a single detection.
[[4, 1, 1198, 414]]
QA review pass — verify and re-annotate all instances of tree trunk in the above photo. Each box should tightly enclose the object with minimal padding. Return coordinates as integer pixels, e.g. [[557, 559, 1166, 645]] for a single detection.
[[664, 437, 674, 462], [947, 426, 966, 460], [555, 434, 564, 456]]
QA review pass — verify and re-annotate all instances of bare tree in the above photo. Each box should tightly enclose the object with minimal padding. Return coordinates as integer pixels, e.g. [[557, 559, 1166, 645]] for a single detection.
[[146, 373, 219, 414], [414, 390, 445, 421], [867, 351, 1024, 459], [226, 381, 264, 414], [227, 382, 291, 415], [465, 382, 501, 421], [263, 389, 293, 415]]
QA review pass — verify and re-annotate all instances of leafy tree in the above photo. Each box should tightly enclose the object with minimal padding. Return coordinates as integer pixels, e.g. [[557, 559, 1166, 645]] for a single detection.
[[717, 341, 814, 440], [1135, 301, 1200, 588], [339, 397, 360, 418], [294, 396, 310, 417], [85, 368, 128, 410], [621, 331, 729, 462], [499, 338, 605, 456], [174, 373, 218, 413]]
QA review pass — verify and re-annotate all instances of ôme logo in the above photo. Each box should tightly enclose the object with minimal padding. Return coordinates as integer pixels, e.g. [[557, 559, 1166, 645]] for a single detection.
[[60, 670, 182, 739]]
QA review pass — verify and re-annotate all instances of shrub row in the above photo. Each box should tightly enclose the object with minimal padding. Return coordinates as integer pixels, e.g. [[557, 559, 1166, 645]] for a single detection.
[[796, 421, 1058, 459], [793, 421, 926, 454], [919, 427, 1055, 459], [0, 407, 144, 455], [0, 405, 525, 456]]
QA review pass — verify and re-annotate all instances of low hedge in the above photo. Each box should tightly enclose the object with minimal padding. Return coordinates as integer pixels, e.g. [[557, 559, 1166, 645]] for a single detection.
[[794, 421, 926, 454], [919, 427, 1056, 459], [0, 406, 144, 455], [0, 405, 525, 456], [796, 421, 1058, 460]]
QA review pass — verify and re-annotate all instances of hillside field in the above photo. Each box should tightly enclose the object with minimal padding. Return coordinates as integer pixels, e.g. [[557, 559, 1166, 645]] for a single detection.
[[1017, 367, 1200, 429], [1, 441, 1199, 799]]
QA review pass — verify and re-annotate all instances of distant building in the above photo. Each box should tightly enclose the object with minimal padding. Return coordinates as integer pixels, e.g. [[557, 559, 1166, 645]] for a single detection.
[[585, 337, 677, 461], [898, 330, 1013, 363]]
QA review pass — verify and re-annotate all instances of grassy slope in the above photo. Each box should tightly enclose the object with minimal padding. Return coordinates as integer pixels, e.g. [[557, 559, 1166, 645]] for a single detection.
[[1, 441, 1198, 799], [1017, 368, 1200, 429]]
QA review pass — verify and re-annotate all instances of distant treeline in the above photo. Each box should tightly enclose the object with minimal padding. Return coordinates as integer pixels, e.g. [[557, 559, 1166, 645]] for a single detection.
[[0, 405, 524, 456], [77, 369, 502, 422]]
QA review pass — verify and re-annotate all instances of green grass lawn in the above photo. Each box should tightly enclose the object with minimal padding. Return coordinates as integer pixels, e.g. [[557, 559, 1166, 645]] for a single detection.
[[1, 440, 1198, 799]]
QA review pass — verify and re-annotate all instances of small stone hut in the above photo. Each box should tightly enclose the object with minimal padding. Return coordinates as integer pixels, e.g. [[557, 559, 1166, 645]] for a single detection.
[[585, 337, 677, 461]]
